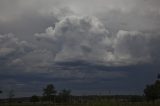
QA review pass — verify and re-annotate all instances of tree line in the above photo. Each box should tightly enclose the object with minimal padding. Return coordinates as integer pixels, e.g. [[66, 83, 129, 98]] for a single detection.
[[0, 74, 160, 104], [29, 84, 71, 104], [144, 74, 160, 102], [0, 84, 71, 104]]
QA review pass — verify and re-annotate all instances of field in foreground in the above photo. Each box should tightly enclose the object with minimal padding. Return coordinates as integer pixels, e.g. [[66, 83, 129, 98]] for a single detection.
[[1, 101, 160, 106]]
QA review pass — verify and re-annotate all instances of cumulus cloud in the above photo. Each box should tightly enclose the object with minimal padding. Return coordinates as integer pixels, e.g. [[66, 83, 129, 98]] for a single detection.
[[35, 15, 160, 66], [112, 30, 151, 65], [35, 16, 113, 63], [0, 0, 160, 81], [0, 33, 35, 68], [1, 0, 160, 96], [0, 33, 57, 75], [0, 33, 34, 55]]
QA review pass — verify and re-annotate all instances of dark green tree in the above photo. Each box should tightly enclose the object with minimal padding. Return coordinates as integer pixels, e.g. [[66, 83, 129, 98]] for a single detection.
[[59, 89, 71, 103], [43, 84, 57, 103], [144, 80, 160, 101], [30, 95, 39, 104], [158, 73, 160, 79]]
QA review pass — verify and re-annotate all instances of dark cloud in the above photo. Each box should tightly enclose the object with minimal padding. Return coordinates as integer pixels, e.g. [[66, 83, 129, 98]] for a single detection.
[[0, 0, 160, 97], [0, 61, 159, 97]]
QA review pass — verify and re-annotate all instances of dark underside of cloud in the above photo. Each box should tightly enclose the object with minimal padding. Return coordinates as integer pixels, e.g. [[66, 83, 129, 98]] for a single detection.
[[0, 60, 159, 97], [0, 0, 160, 97]]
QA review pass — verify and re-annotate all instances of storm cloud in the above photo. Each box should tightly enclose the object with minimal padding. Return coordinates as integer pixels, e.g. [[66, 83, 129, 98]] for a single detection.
[[0, 0, 160, 97], [35, 15, 160, 66]]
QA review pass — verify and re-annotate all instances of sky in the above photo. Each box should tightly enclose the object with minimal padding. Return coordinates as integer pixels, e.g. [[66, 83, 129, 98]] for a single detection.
[[0, 0, 160, 98]]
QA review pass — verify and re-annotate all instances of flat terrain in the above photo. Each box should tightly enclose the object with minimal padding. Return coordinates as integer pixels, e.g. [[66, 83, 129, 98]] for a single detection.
[[1, 101, 160, 106]]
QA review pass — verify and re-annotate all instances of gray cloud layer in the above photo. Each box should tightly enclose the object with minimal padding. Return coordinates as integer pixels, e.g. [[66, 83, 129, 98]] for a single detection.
[[1, 0, 160, 34], [0, 0, 160, 97], [0, 0, 160, 73]]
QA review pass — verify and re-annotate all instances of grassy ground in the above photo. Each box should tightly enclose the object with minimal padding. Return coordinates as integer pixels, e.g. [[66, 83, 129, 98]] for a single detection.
[[1, 101, 160, 106]]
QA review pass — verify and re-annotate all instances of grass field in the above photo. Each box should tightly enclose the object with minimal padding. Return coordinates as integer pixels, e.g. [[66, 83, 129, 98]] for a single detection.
[[1, 101, 160, 106]]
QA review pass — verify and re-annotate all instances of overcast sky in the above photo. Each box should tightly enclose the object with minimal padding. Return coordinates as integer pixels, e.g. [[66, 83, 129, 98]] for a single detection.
[[0, 0, 160, 97]]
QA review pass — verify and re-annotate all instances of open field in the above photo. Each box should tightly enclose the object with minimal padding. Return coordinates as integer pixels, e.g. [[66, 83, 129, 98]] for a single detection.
[[1, 101, 160, 106]]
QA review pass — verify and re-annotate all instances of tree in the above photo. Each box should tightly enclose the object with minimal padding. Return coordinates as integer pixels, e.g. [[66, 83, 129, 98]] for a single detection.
[[144, 80, 160, 101], [43, 84, 57, 103], [158, 73, 160, 79], [0, 90, 2, 94], [59, 89, 71, 103], [30, 95, 39, 104]]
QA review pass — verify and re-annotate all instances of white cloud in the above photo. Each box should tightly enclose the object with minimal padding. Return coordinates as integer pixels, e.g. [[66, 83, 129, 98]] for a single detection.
[[35, 15, 160, 66], [35, 15, 112, 63]]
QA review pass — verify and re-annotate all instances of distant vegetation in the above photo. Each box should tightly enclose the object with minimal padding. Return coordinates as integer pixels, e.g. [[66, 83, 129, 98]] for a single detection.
[[42, 84, 57, 104], [30, 95, 39, 104], [0, 74, 160, 106], [144, 78, 160, 101], [0, 90, 2, 94]]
